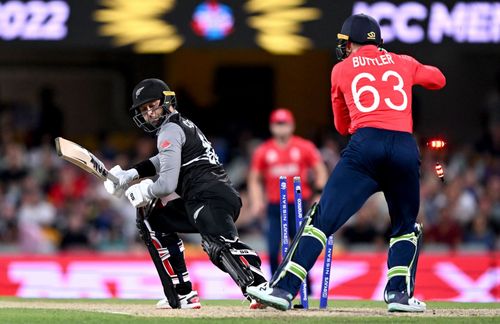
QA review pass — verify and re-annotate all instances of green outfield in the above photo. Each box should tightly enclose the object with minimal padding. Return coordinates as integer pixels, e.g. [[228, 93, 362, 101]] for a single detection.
[[0, 297, 498, 323]]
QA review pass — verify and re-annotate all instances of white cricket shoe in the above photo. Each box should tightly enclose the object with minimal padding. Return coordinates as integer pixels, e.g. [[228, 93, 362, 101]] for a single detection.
[[246, 283, 293, 311], [156, 290, 201, 309], [387, 291, 426, 312]]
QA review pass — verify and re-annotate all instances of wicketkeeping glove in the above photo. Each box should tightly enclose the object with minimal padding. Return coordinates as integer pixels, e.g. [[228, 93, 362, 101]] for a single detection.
[[125, 179, 154, 208], [103, 165, 139, 197]]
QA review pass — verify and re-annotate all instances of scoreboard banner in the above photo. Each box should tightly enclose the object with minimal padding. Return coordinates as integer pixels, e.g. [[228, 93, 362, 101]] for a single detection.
[[0, 252, 499, 301], [0, 0, 499, 54]]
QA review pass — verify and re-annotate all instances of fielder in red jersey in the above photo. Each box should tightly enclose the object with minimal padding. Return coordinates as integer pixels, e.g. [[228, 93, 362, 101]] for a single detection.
[[250, 134, 322, 204], [248, 108, 328, 276], [247, 14, 446, 313]]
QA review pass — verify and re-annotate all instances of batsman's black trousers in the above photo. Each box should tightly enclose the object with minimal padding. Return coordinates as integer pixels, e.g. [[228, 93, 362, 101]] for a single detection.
[[147, 182, 242, 238]]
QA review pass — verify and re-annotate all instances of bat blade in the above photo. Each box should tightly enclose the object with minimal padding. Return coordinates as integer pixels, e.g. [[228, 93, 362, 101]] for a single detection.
[[55, 137, 118, 184]]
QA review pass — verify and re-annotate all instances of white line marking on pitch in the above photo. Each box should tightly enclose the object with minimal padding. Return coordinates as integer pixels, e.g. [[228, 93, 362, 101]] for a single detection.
[[105, 311, 133, 315]]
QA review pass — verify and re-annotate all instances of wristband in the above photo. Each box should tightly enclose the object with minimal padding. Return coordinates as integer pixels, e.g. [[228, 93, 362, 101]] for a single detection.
[[134, 159, 157, 178]]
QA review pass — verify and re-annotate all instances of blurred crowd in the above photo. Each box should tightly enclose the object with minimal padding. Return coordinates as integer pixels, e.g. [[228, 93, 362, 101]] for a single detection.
[[0, 88, 499, 254], [1, 131, 499, 254]]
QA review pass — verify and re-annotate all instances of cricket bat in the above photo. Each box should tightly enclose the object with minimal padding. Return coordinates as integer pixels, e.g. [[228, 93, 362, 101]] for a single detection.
[[55, 137, 118, 184], [54, 136, 181, 308]]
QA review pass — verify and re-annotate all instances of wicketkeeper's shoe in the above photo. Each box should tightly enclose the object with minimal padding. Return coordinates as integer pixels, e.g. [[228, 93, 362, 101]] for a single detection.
[[156, 290, 201, 309], [246, 283, 293, 311], [386, 291, 426, 312]]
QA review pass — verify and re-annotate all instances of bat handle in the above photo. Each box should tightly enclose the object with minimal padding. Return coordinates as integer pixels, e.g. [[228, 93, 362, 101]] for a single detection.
[[106, 172, 119, 185]]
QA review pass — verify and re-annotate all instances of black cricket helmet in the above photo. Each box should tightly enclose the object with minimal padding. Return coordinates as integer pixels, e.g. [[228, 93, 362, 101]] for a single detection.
[[336, 14, 383, 61], [130, 78, 177, 133]]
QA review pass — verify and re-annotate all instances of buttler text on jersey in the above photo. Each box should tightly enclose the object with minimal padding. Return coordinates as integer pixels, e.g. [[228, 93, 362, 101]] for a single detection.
[[352, 53, 394, 68]]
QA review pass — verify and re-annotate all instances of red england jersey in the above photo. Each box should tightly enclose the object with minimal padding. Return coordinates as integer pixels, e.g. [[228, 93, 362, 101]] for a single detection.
[[250, 136, 322, 204], [331, 45, 446, 135]]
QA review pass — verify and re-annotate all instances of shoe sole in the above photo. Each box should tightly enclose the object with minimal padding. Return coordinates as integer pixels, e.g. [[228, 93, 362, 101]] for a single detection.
[[156, 301, 202, 309], [246, 287, 290, 311], [249, 303, 267, 310], [388, 303, 426, 312], [156, 304, 201, 309]]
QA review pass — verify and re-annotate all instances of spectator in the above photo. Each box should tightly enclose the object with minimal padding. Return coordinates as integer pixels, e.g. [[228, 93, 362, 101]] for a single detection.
[[0, 195, 17, 245], [60, 212, 92, 251], [426, 207, 463, 251], [48, 165, 89, 209], [464, 214, 495, 251], [17, 178, 57, 253], [342, 197, 385, 250], [445, 177, 477, 226], [36, 86, 64, 143], [27, 135, 61, 192], [485, 175, 500, 234], [420, 176, 444, 226], [319, 135, 341, 173], [0, 143, 29, 205]]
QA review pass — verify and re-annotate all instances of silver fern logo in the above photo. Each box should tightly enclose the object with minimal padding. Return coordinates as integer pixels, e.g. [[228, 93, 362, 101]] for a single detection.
[[135, 86, 145, 99]]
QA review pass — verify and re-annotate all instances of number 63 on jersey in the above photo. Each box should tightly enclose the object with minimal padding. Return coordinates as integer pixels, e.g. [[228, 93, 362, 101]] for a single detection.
[[351, 70, 408, 113]]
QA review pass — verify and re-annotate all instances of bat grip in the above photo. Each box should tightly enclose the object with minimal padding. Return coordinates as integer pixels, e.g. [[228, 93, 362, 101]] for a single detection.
[[106, 172, 119, 185]]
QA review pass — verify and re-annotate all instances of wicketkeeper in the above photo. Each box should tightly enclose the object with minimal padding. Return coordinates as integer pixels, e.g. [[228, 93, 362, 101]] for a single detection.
[[247, 14, 446, 312], [104, 78, 267, 309]]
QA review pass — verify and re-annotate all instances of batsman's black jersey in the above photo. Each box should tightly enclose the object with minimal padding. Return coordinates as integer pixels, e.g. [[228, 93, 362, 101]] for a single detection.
[[149, 112, 236, 200], [171, 113, 233, 197]]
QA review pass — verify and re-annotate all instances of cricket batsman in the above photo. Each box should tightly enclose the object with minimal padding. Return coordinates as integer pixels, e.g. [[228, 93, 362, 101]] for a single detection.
[[247, 13, 446, 312], [104, 78, 267, 309]]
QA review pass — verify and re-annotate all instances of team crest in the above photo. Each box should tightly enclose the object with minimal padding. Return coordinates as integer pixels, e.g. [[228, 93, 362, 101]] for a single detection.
[[367, 31, 376, 40], [135, 86, 145, 99], [266, 149, 278, 163]]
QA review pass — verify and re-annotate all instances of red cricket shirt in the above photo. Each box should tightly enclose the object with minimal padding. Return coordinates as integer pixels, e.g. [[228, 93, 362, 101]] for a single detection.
[[331, 45, 446, 135], [250, 136, 322, 204]]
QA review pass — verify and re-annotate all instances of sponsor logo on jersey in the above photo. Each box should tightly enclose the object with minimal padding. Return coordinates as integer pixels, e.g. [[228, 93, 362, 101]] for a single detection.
[[193, 205, 205, 222], [265, 149, 278, 163], [161, 140, 171, 149], [290, 147, 301, 161], [270, 163, 300, 177]]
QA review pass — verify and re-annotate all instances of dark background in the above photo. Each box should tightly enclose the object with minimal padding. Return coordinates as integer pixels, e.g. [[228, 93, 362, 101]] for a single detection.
[[0, 0, 498, 148]]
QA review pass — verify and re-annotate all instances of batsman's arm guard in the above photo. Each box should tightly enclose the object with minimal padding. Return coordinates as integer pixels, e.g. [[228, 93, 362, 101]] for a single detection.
[[137, 199, 180, 309], [270, 203, 318, 287], [202, 236, 254, 289]]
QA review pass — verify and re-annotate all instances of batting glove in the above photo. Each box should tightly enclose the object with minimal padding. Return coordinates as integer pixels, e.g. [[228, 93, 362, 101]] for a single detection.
[[125, 179, 154, 208], [104, 165, 139, 197]]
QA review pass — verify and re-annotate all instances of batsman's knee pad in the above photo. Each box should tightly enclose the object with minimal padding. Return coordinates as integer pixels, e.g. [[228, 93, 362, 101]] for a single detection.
[[384, 223, 423, 301], [201, 235, 255, 289]]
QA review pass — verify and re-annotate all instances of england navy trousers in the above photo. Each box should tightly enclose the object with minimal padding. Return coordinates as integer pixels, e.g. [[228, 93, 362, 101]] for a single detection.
[[316, 127, 420, 238]]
